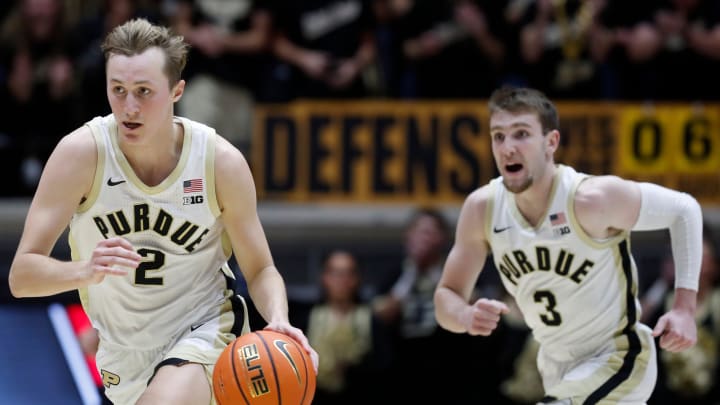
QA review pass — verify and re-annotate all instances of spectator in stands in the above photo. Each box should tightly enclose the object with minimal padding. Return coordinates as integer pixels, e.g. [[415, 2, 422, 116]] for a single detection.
[[372, 207, 480, 404], [168, 0, 272, 154], [0, 0, 80, 195], [519, 0, 606, 99], [372, 207, 450, 332], [367, 0, 414, 98], [652, 0, 720, 101], [590, 0, 664, 99], [297, 249, 394, 405], [383, 0, 508, 99], [644, 223, 720, 404], [269, 0, 377, 100]]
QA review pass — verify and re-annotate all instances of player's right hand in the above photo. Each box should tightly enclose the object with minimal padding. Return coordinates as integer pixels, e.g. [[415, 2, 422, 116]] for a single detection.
[[464, 298, 510, 336], [87, 237, 142, 284]]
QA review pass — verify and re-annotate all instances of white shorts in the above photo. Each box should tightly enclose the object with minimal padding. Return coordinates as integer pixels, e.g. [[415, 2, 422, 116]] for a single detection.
[[537, 323, 657, 405], [96, 295, 250, 405]]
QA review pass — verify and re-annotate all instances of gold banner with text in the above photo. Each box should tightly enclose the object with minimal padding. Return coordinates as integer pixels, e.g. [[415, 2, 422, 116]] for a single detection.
[[252, 101, 720, 205]]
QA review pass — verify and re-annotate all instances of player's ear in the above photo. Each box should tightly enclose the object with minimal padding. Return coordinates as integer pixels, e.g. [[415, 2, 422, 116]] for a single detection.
[[546, 129, 560, 153], [171, 79, 185, 102]]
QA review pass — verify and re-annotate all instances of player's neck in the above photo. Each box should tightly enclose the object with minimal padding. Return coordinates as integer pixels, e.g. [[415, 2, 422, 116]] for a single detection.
[[122, 121, 184, 186], [514, 164, 557, 227]]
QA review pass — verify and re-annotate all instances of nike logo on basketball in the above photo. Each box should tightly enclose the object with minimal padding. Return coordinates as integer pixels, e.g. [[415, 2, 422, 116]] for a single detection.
[[493, 226, 512, 233], [107, 178, 126, 186], [274, 340, 302, 383]]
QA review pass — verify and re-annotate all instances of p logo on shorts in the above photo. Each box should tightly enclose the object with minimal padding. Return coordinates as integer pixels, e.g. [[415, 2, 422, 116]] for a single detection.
[[101, 369, 121, 388]]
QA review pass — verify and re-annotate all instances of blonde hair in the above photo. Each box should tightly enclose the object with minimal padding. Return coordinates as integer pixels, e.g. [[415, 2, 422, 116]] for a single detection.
[[101, 18, 188, 87]]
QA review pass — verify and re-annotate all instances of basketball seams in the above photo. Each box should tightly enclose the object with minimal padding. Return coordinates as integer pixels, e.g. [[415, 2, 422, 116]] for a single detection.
[[214, 330, 315, 405], [256, 331, 283, 405], [228, 338, 252, 405], [283, 334, 312, 405]]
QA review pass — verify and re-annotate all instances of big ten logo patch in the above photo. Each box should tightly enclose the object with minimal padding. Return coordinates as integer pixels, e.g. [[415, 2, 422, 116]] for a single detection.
[[553, 226, 571, 237], [183, 195, 204, 205]]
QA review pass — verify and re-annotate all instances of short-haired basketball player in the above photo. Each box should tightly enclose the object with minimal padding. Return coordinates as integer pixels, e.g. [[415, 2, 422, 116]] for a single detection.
[[9, 18, 318, 405], [434, 86, 702, 404]]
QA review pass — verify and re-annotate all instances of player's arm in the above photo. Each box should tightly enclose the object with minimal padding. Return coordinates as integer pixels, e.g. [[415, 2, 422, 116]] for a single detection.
[[434, 186, 508, 335], [214, 137, 285, 321], [9, 127, 140, 297], [214, 137, 318, 368], [576, 176, 702, 351]]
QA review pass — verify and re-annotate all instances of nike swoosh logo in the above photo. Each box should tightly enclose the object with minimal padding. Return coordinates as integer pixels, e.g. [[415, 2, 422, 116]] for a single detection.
[[274, 340, 302, 383], [107, 178, 126, 186], [493, 226, 512, 233], [190, 322, 205, 332]]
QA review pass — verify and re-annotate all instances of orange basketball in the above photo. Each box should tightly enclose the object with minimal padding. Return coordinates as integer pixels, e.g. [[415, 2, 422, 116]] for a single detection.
[[213, 330, 316, 405]]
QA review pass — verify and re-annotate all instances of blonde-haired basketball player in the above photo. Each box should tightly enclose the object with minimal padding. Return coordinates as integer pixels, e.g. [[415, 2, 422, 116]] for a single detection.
[[9, 18, 318, 405], [434, 86, 702, 404]]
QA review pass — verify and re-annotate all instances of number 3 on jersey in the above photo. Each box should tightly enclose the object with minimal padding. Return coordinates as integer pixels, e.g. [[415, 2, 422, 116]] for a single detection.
[[533, 290, 562, 326]]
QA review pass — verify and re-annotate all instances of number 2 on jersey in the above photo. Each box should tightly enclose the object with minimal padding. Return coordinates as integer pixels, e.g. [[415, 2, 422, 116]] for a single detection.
[[135, 248, 166, 285], [533, 290, 562, 326]]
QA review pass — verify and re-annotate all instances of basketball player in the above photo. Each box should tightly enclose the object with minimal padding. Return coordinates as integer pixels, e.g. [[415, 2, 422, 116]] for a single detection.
[[434, 86, 702, 404], [8, 18, 318, 405]]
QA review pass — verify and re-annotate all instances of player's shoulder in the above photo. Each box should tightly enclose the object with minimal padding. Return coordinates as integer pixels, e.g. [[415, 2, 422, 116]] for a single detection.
[[37, 124, 98, 196], [467, 183, 494, 205], [213, 133, 247, 168], [53, 125, 97, 161], [459, 184, 493, 219], [179, 115, 242, 158], [576, 174, 636, 202], [211, 130, 253, 196]]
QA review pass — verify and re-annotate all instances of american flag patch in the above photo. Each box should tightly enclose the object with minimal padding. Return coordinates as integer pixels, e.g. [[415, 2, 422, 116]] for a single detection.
[[183, 179, 203, 193], [549, 212, 566, 226]]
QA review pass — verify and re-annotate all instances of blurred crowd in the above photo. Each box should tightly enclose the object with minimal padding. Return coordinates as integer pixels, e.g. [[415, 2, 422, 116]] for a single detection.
[[255, 208, 720, 405], [1, 0, 720, 196]]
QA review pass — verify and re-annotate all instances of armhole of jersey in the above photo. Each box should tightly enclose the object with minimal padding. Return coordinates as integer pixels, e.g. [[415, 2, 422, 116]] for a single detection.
[[77, 121, 106, 213], [206, 131, 221, 217], [568, 175, 627, 249], [484, 181, 497, 248]]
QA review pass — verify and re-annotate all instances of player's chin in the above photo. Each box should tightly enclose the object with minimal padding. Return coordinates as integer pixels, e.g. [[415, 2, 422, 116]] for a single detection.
[[503, 177, 531, 194]]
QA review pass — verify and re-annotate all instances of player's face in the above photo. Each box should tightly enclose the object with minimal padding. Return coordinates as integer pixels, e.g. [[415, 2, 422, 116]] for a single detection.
[[489, 110, 555, 193], [106, 47, 184, 143]]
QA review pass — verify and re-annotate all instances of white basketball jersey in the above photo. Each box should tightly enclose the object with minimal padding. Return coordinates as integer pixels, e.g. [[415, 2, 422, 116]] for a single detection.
[[487, 164, 641, 359], [69, 114, 235, 349]]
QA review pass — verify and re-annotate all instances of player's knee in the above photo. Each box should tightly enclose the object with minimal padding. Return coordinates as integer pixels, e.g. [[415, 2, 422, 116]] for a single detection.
[[138, 362, 211, 405]]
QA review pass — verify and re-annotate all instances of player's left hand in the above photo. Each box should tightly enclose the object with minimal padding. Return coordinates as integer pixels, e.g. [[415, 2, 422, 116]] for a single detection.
[[652, 309, 697, 352], [264, 322, 319, 374]]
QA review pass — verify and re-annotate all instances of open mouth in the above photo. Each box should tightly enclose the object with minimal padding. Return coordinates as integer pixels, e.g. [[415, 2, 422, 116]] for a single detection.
[[123, 122, 142, 130], [505, 163, 523, 173]]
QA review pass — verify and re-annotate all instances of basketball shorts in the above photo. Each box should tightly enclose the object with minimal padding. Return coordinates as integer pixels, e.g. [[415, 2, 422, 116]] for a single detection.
[[96, 295, 250, 405], [537, 323, 657, 405]]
